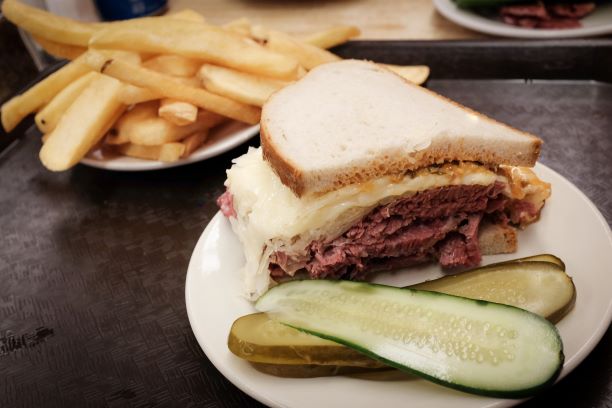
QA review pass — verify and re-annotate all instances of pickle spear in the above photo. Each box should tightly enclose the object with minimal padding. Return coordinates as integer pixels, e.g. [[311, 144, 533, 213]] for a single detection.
[[255, 280, 563, 397], [489, 253, 565, 271], [228, 311, 387, 367], [229, 257, 575, 374], [412, 261, 575, 324]]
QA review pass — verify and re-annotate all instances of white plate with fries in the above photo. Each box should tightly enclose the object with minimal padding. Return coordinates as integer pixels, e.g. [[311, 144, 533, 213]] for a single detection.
[[185, 163, 612, 408], [1, 0, 431, 172], [81, 122, 259, 171]]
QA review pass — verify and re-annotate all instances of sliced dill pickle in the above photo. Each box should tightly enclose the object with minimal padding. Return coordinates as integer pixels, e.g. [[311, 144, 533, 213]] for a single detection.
[[411, 261, 575, 324], [255, 280, 564, 398], [228, 312, 386, 367], [229, 256, 574, 381]]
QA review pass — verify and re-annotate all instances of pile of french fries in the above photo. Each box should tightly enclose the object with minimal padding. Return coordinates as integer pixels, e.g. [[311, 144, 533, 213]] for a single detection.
[[0, 0, 430, 171]]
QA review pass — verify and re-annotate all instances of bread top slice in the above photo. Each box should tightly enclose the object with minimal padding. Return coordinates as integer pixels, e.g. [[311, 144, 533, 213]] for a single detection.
[[261, 60, 542, 197]]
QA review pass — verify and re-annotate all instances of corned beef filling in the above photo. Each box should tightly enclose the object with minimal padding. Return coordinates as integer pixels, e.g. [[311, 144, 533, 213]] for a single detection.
[[218, 182, 540, 281], [217, 190, 236, 218], [269, 182, 509, 280]]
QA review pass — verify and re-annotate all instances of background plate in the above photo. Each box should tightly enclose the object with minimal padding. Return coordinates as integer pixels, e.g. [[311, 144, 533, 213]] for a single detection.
[[185, 163, 612, 408], [433, 0, 612, 39]]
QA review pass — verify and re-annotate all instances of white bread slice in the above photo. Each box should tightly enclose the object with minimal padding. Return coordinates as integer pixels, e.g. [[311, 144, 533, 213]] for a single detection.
[[261, 60, 541, 197]]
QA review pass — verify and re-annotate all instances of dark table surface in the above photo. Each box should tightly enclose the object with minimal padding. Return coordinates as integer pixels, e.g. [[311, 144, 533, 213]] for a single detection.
[[0, 24, 611, 407]]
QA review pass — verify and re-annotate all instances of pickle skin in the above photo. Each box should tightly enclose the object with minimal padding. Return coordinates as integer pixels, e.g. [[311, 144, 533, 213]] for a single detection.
[[250, 362, 391, 378], [492, 253, 565, 271]]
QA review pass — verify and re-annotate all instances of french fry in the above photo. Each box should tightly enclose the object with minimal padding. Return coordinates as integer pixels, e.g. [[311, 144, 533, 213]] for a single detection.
[[177, 77, 202, 87], [1, 55, 90, 132], [127, 114, 211, 146], [2, 0, 98, 46], [143, 55, 202, 78], [35, 71, 98, 134], [3, 1, 206, 47], [265, 30, 341, 70], [119, 77, 200, 105], [121, 129, 209, 161], [117, 143, 157, 160], [104, 133, 127, 145], [89, 19, 300, 79], [199, 64, 289, 107], [303, 26, 361, 49], [250, 25, 269, 43], [167, 9, 206, 23], [107, 101, 155, 145], [159, 99, 198, 126], [296, 66, 308, 79], [251, 26, 342, 70], [181, 130, 208, 157], [119, 85, 162, 105], [223, 18, 252, 36], [105, 102, 157, 145], [143, 55, 202, 126], [159, 143, 185, 161], [197, 110, 227, 128], [32, 35, 86, 60], [97, 105, 128, 145], [383, 64, 430, 85], [86, 51, 261, 124], [39, 75, 123, 171], [109, 101, 218, 146], [118, 142, 185, 162], [94, 49, 142, 66], [85, 104, 128, 148]]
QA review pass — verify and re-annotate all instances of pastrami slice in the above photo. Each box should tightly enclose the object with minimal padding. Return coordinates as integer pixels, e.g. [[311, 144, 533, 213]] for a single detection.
[[269, 183, 511, 280]]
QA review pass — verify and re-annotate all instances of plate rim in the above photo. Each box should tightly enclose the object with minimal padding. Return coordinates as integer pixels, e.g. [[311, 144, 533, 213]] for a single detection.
[[80, 124, 260, 172], [433, 0, 612, 39], [185, 162, 612, 408]]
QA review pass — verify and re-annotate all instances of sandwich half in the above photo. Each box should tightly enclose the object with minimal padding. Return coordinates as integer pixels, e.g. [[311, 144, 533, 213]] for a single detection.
[[218, 60, 551, 299]]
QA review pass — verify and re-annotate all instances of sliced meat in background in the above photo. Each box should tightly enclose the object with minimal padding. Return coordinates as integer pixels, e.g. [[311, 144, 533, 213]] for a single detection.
[[548, 2, 595, 18], [500, 3, 550, 19], [499, 1, 594, 29]]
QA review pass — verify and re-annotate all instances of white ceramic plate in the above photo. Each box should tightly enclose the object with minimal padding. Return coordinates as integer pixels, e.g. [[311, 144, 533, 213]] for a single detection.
[[434, 0, 612, 39], [185, 163, 612, 408], [81, 122, 259, 171]]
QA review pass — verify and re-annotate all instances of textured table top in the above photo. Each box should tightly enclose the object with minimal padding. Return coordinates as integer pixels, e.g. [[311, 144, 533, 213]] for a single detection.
[[0, 31, 610, 408], [168, 0, 488, 40]]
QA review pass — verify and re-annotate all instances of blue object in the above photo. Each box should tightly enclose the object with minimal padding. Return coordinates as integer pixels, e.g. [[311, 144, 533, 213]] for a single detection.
[[94, 0, 168, 21]]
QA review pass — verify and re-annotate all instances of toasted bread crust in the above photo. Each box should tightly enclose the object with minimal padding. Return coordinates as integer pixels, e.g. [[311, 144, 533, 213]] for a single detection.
[[261, 61, 542, 197], [478, 222, 518, 255], [260, 124, 307, 196], [261, 119, 541, 197]]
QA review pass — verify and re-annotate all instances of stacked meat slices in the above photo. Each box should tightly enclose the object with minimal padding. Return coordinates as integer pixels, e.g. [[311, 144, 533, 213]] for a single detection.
[[267, 181, 540, 281], [500, 2, 595, 28]]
